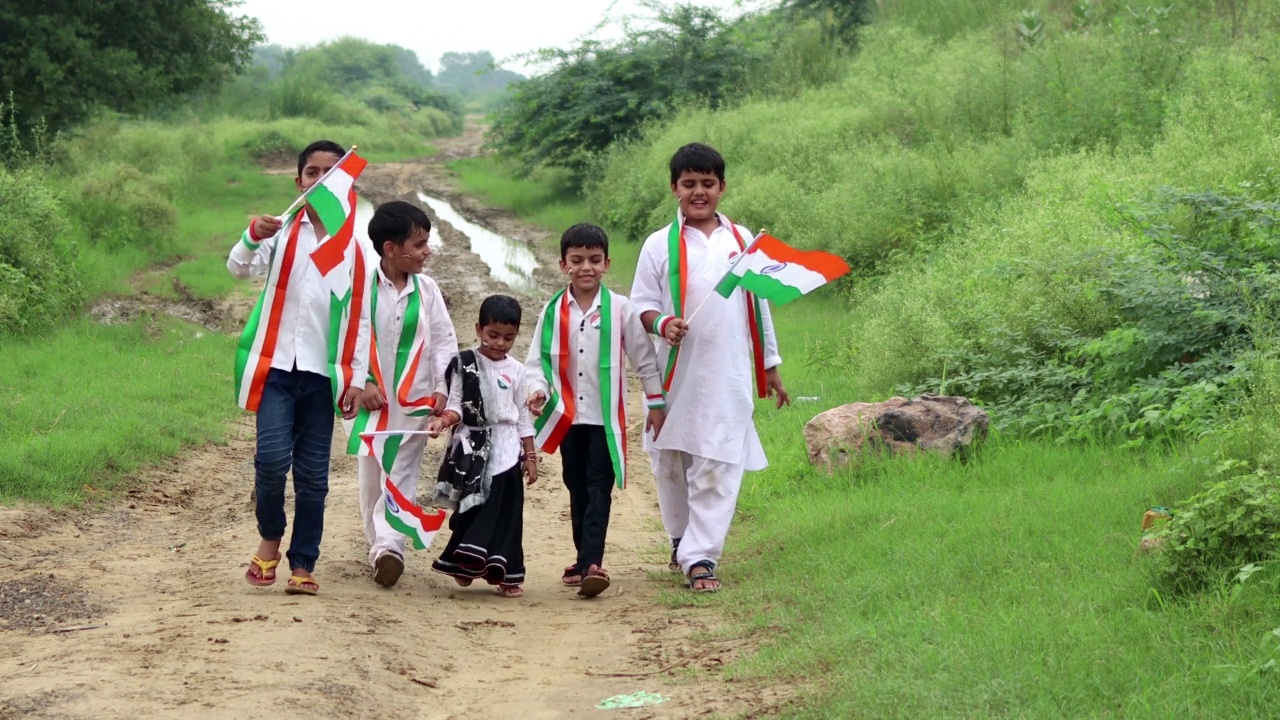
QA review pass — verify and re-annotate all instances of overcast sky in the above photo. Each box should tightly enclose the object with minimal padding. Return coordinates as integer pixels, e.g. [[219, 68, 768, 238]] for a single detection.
[[234, 0, 759, 75]]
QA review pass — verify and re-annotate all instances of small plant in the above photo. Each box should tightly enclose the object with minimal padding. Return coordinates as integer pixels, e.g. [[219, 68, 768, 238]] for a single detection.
[[1016, 9, 1046, 46], [1155, 460, 1280, 593]]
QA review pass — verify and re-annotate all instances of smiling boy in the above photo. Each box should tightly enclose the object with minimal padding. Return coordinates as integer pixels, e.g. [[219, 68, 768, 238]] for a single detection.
[[630, 142, 790, 593], [525, 223, 666, 598], [349, 200, 457, 587]]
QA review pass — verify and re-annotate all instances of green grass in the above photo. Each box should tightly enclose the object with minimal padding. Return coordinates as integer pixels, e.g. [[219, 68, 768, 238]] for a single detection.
[[0, 317, 238, 505]]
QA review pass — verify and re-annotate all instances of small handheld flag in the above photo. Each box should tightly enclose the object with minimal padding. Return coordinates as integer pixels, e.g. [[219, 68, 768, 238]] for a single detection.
[[279, 147, 369, 299], [713, 234, 849, 305], [361, 430, 446, 550]]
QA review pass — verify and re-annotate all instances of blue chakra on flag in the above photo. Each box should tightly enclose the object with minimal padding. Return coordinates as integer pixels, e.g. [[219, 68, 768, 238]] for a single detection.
[[497, 373, 513, 390], [588, 310, 602, 329], [761, 262, 788, 275], [385, 492, 401, 514]]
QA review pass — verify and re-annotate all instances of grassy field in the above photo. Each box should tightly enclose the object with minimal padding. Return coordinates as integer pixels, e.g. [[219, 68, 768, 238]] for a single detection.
[[459, 171, 1280, 716]]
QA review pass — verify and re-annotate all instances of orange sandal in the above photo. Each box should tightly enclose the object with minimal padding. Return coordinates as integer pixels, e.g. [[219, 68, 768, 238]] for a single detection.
[[245, 555, 280, 586], [498, 584, 523, 598], [284, 575, 319, 596]]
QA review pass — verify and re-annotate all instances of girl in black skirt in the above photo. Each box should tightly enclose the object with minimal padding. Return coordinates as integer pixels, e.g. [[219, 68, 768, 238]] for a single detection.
[[428, 295, 538, 598]]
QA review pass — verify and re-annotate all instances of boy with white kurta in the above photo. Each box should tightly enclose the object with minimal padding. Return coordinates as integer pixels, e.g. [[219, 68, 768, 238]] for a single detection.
[[349, 201, 458, 587], [631, 143, 791, 593], [524, 224, 667, 598], [231, 140, 370, 597]]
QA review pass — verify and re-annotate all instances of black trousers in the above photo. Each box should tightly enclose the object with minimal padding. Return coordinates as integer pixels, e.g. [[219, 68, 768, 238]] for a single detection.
[[560, 424, 616, 573]]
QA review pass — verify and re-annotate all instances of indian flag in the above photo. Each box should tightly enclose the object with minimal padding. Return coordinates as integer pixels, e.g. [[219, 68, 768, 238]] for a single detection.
[[361, 430, 446, 550], [304, 150, 368, 298], [714, 234, 849, 305]]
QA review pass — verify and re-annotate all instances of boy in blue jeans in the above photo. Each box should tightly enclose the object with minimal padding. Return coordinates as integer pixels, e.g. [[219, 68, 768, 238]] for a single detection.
[[228, 140, 370, 596]]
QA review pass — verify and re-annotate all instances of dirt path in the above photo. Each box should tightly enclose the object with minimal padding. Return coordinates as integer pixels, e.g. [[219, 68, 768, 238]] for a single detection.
[[0, 122, 783, 719]]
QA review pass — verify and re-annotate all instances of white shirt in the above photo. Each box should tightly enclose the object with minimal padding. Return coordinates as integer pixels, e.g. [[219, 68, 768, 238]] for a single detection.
[[372, 266, 457, 402], [227, 214, 368, 381], [445, 352, 534, 476], [523, 288, 664, 425], [631, 213, 781, 468]]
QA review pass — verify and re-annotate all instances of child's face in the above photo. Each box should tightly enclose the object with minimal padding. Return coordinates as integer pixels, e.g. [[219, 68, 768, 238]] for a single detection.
[[560, 246, 610, 295], [476, 322, 519, 361], [296, 151, 342, 195], [672, 170, 725, 224], [384, 226, 432, 275]]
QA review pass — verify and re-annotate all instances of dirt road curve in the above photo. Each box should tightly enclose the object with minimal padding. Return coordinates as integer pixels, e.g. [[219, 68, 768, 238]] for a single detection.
[[0, 123, 786, 719]]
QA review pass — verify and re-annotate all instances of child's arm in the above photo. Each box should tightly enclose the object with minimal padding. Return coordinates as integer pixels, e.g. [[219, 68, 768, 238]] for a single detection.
[[522, 303, 551, 416], [515, 371, 538, 485], [227, 215, 283, 279], [631, 235, 688, 345], [759, 299, 790, 408], [421, 277, 458, 414], [425, 356, 464, 435], [620, 297, 668, 438], [341, 250, 374, 420]]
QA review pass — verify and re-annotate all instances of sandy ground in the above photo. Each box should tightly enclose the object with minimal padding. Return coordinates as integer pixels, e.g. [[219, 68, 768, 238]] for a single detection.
[[0, 122, 787, 719]]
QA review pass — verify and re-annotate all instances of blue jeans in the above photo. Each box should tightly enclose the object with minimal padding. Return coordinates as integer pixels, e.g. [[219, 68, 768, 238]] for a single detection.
[[254, 368, 333, 572]]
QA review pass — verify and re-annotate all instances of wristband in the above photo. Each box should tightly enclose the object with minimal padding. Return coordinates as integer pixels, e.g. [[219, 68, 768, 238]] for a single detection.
[[651, 314, 674, 337], [645, 392, 667, 410]]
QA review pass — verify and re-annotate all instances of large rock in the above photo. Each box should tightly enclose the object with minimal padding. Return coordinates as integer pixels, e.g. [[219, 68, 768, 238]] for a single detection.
[[803, 394, 988, 467]]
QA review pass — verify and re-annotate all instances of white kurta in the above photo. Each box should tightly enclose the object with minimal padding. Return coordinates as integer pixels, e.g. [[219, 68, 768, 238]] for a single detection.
[[631, 214, 781, 470], [357, 267, 458, 565]]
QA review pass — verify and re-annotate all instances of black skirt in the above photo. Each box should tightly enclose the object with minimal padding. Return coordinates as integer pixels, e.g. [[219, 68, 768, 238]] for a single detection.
[[431, 463, 525, 586]]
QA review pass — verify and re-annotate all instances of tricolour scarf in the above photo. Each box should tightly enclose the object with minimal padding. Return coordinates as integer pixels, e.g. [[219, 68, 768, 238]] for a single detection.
[[532, 286, 630, 489], [663, 213, 766, 397]]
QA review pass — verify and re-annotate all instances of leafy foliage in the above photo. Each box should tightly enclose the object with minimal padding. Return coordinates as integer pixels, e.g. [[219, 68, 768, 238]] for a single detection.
[[489, 4, 760, 174], [436, 52, 526, 111], [0, 0, 262, 134], [901, 187, 1280, 443], [1156, 459, 1280, 593]]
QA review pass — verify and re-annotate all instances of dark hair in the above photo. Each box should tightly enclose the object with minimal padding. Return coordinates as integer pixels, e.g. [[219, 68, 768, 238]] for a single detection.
[[479, 294, 521, 327], [369, 201, 432, 257], [559, 223, 609, 260], [669, 142, 725, 184], [297, 140, 346, 177]]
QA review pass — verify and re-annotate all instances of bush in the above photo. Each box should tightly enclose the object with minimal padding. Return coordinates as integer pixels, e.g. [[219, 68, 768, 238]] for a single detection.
[[1156, 459, 1280, 593], [0, 167, 83, 333], [67, 163, 178, 252]]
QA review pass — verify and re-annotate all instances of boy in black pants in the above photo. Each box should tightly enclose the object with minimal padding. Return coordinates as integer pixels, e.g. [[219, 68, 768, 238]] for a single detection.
[[525, 224, 666, 597]]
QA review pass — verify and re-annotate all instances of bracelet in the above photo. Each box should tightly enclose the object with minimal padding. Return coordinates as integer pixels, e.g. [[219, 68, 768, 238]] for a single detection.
[[518, 452, 537, 462], [651, 314, 673, 336]]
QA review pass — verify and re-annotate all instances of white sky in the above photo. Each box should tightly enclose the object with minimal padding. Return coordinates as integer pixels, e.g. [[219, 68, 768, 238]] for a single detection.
[[234, 0, 760, 75]]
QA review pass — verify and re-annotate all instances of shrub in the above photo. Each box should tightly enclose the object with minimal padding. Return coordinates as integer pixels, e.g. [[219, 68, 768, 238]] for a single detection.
[[0, 167, 83, 333], [66, 163, 178, 253]]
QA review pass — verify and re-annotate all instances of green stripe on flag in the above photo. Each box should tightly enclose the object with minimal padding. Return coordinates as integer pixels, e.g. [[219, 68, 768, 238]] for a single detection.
[[308, 184, 347, 233], [714, 271, 742, 299], [394, 277, 420, 384], [381, 435, 402, 475], [737, 271, 804, 305], [385, 509, 427, 550]]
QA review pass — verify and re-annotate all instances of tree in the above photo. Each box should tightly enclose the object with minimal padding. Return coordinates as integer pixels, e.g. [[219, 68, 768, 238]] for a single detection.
[[0, 0, 262, 134], [784, 0, 875, 42], [489, 4, 759, 174]]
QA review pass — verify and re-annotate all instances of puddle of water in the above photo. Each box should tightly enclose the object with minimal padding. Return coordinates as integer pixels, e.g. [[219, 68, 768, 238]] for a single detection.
[[416, 192, 540, 294], [355, 197, 443, 252]]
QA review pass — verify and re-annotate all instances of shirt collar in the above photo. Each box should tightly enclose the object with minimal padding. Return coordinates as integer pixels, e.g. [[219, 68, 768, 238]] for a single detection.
[[569, 286, 603, 314], [375, 263, 417, 299], [676, 210, 732, 239]]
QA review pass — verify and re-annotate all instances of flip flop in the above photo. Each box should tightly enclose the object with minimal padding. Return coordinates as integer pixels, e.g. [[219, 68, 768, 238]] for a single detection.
[[562, 564, 583, 587], [578, 565, 610, 598], [284, 575, 319, 596], [245, 554, 280, 586], [498, 584, 523, 598], [668, 538, 682, 572], [687, 562, 720, 594]]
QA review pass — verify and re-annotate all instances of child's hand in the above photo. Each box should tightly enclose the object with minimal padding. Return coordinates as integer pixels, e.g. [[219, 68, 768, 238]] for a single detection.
[[645, 407, 666, 439], [360, 382, 386, 411], [522, 454, 539, 486], [426, 415, 449, 435], [340, 386, 362, 420], [429, 392, 448, 416], [663, 318, 689, 346], [252, 215, 282, 239], [765, 367, 791, 409], [527, 390, 547, 417]]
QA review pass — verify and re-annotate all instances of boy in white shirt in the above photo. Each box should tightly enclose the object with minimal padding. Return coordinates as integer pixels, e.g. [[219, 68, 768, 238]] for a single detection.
[[229, 140, 370, 596], [525, 224, 666, 598], [349, 201, 457, 587], [630, 143, 790, 593]]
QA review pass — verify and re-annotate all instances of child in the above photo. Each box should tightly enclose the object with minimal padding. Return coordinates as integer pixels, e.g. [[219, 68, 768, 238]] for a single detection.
[[524, 223, 667, 598], [630, 142, 791, 593], [428, 295, 538, 598], [349, 200, 457, 588], [229, 140, 370, 596]]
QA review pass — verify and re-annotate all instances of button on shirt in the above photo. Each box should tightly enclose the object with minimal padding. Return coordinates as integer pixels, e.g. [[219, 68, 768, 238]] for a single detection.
[[227, 214, 335, 377]]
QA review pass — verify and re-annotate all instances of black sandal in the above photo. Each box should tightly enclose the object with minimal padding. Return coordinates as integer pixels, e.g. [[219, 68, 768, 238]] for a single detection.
[[668, 537, 682, 572], [686, 561, 720, 593]]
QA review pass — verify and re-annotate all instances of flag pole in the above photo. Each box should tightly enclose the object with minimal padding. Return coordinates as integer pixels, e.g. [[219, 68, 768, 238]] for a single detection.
[[277, 145, 359, 220], [684, 230, 765, 326]]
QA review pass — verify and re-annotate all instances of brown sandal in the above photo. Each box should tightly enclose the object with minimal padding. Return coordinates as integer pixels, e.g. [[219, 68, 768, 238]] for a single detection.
[[562, 564, 583, 587], [498, 584, 523, 598], [578, 565, 610, 598]]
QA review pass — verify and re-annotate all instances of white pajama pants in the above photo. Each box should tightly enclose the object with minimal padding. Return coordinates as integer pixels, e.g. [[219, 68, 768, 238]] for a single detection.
[[650, 449, 745, 574], [357, 429, 430, 567]]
